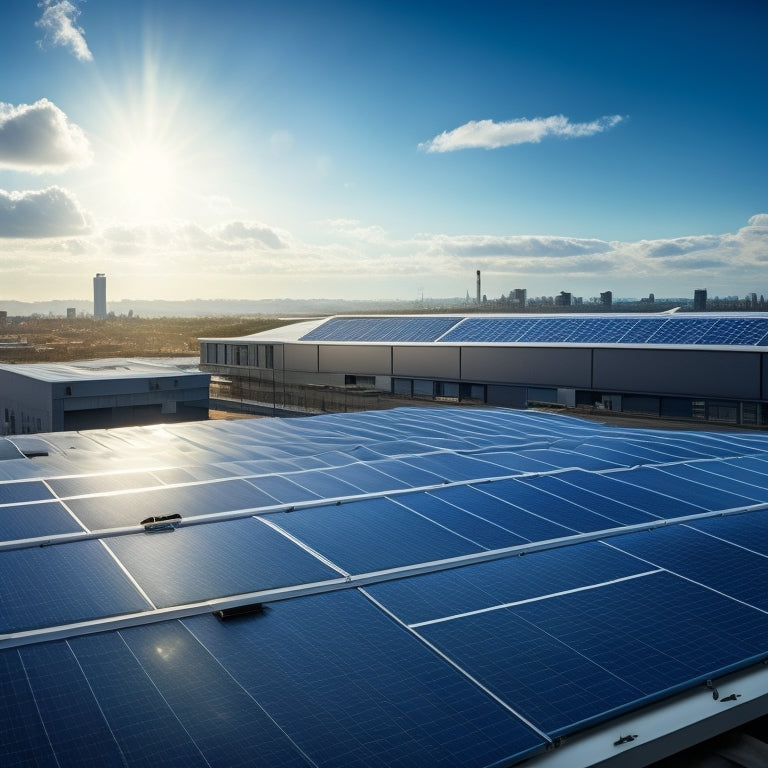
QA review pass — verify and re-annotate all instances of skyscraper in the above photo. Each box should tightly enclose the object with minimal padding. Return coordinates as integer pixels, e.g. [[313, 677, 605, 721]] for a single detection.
[[93, 273, 107, 319]]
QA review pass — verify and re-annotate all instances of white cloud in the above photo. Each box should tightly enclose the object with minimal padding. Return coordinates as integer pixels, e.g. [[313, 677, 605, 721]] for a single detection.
[[4, 214, 768, 301], [217, 221, 287, 249], [0, 186, 91, 238], [747, 213, 768, 227], [419, 114, 625, 152], [0, 99, 92, 172], [36, 0, 93, 62]]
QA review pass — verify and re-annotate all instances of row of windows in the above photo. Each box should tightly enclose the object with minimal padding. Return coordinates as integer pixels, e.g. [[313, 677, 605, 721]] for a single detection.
[[203, 343, 274, 368], [393, 379, 486, 402]]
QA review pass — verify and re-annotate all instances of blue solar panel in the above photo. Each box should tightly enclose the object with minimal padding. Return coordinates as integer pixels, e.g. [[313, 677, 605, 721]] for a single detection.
[[646, 318, 718, 344], [366, 541, 650, 625], [613, 317, 668, 343], [46, 471, 162, 497], [497, 477, 632, 533], [0, 541, 150, 633], [185, 591, 545, 767], [416, 591, 644, 736], [6, 406, 768, 768], [65, 478, 278, 530], [272, 497, 482, 573], [423, 483, 573, 543], [396, 488, 531, 550], [698, 317, 768, 345], [0, 500, 84, 541], [431, 315, 766, 346], [688, 509, 768, 556], [0, 652, 57, 767], [610, 522, 768, 611], [611, 466, 755, 512], [656, 464, 768, 503], [0, 480, 55, 504], [300, 316, 461, 342], [117, 621, 311, 767], [517, 474, 656, 526], [439, 317, 537, 343], [106, 518, 338, 607], [417, 569, 768, 737], [65, 632, 210, 767], [19, 642, 128, 766]]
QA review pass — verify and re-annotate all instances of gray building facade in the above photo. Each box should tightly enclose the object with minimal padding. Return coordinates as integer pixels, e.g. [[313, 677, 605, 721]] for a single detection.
[[200, 313, 768, 426]]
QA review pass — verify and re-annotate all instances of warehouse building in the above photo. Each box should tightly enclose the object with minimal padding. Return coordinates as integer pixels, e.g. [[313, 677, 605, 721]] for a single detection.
[[200, 312, 768, 426], [0, 358, 210, 434]]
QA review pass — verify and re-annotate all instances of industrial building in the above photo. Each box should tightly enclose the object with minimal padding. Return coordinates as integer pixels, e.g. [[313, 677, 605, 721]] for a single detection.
[[0, 358, 210, 434], [200, 312, 768, 427], [2, 406, 768, 767]]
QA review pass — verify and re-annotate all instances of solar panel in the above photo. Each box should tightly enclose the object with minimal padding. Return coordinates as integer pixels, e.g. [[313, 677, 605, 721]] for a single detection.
[[3, 407, 768, 768], [299, 316, 461, 342], [106, 518, 338, 607], [0, 541, 150, 633], [433, 315, 768, 346]]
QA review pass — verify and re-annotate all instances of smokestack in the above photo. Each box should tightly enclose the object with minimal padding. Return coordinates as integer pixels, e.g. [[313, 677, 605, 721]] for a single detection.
[[476, 270, 481, 305]]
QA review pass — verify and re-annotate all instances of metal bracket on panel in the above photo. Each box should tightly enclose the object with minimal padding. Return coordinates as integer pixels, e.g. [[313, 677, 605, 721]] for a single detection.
[[141, 513, 182, 533], [720, 693, 741, 702], [706, 678, 719, 700], [614, 734, 637, 747], [214, 603, 265, 621]]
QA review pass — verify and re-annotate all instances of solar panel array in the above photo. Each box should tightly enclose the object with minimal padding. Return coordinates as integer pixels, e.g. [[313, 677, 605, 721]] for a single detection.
[[298, 314, 768, 346], [300, 315, 462, 342], [2, 407, 768, 767]]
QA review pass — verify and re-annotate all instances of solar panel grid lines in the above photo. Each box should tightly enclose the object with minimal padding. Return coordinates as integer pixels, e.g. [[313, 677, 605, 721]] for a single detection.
[[7, 408, 768, 767], [299, 316, 461, 343]]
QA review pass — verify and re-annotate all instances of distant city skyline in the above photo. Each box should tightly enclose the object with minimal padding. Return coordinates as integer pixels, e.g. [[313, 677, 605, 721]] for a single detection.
[[1, 1, 767, 303]]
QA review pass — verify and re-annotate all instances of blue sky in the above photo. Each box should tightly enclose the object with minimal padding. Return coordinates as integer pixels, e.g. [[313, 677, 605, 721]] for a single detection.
[[1, 0, 766, 304]]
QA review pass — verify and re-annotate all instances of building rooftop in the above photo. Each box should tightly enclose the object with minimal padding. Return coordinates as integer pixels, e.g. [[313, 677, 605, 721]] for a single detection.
[[201, 312, 768, 349], [0, 357, 202, 383]]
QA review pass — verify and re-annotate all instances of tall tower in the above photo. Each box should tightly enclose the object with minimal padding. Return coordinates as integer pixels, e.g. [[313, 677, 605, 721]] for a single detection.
[[693, 288, 707, 312], [476, 270, 481, 306], [93, 273, 107, 319]]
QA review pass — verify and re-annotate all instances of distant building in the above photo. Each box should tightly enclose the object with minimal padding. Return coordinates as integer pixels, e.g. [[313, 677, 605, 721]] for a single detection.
[[0, 359, 210, 434], [555, 291, 572, 307], [640, 293, 655, 304], [66, 308, 76, 319], [511, 288, 527, 308], [694, 289, 707, 312], [600, 291, 612, 306], [0, 310, 6, 326], [93, 273, 107, 319]]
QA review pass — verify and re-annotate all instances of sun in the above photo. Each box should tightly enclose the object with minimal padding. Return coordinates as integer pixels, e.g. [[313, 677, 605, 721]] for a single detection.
[[108, 136, 182, 222]]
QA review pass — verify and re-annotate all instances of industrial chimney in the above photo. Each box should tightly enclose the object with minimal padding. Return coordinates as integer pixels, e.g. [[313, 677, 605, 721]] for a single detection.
[[476, 270, 481, 306]]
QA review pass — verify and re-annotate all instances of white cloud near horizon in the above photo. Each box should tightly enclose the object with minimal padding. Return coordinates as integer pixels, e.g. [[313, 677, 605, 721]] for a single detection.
[[0, 186, 91, 237], [419, 114, 625, 152], [35, 0, 93, 62], [0, 99, 92, 172], [3, 214, 768, 301]]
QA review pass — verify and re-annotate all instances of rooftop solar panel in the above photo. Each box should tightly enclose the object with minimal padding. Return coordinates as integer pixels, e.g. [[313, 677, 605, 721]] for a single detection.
[[0, 500, 83, 542], [0, 541, 150, 633], [3, 407, 768, 768], [106, 518, 338, 607], [299, 316, 461, 342]]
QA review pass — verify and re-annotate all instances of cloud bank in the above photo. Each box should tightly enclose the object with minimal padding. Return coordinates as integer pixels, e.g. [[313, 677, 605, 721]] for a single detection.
[[0, 187, 91, 238], [2, 214, 767, 302], [0, 99, 92, 172], [419, 114, 624, 152], [36, 0, 93, 62]]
